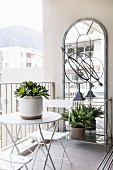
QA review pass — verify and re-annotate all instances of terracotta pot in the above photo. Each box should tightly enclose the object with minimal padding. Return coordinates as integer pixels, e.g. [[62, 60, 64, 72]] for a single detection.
[[71, 127, 85, 140], [19, 96, 42, 119]]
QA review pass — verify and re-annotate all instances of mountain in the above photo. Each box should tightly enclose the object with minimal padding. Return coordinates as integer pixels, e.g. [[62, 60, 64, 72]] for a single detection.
[[0, 26, 43, 50]]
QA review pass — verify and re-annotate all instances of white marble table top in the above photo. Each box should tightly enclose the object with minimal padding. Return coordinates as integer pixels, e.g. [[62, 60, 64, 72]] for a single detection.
[[0, 111, 61, 125]]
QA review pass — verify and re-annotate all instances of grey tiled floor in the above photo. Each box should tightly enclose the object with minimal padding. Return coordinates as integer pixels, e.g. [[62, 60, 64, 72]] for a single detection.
[[21, 139, 106, 170]]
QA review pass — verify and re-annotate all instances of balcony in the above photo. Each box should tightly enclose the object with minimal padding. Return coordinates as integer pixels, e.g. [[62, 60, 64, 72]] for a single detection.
[[0, 0, 112, 169], [16, 140, 107, 170], [0, 82, 112, 169]]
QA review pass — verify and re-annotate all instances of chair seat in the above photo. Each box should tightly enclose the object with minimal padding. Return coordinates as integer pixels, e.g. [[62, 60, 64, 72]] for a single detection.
[[31, 130, 69, 140], [0, 152, 32, 170]]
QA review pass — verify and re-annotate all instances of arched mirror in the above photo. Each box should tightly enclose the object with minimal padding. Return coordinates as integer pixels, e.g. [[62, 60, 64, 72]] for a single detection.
[[62, 18, 108, 143]]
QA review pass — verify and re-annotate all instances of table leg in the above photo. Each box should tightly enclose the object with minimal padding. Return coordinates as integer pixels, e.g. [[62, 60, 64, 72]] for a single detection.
[[11, 125, 21, 154], [3, 123, 20, 154], [3, 123, 29, 170], [39, 122, 57, 170]]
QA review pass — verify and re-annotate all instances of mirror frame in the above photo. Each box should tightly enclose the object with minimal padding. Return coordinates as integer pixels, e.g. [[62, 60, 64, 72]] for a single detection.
[[62, 18, 108, 100]]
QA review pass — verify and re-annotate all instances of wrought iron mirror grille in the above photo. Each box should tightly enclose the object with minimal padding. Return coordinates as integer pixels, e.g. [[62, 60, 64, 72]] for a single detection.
[[62, 18, 110, 144], [62, 18, 107, 100]]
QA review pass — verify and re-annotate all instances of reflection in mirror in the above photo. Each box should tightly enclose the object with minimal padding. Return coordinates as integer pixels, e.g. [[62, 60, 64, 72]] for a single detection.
[[62, 18, 107, 144], [63, 19, 105, 100]]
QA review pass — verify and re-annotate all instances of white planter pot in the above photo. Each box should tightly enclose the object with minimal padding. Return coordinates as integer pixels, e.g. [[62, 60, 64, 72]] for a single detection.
[[19, 96, 43, 119]]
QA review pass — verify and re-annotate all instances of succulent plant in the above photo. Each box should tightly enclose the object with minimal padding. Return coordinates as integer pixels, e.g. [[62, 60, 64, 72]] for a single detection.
[[14, 81, 50, 99]]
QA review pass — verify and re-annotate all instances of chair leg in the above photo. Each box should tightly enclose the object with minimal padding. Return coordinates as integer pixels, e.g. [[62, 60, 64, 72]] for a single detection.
[[39, 144, 53, 169], [59, 138, 70, 162], [32, 140, 52, 170], [59, 137, 71, 170], [32, 144, 41, 170]]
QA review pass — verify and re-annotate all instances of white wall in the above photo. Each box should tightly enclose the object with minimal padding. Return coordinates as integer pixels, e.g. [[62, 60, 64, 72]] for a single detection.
[[42, 0, 113, 137], [42, 0, 113, 98]]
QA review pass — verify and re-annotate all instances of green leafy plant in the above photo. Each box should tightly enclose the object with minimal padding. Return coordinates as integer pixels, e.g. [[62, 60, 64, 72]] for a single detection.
[[61, 106, 94, 128], [14, 81, 50, 99], [82, 104, 104, 118]]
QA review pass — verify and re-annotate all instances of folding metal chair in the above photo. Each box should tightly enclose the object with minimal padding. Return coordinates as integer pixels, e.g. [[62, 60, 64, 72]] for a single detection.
[[30, 99, 73, 170], [0, 152, 32, 170]]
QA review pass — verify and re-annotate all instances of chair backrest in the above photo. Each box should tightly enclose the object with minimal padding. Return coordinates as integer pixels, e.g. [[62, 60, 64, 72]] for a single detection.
[[43, 99, 73, 131]]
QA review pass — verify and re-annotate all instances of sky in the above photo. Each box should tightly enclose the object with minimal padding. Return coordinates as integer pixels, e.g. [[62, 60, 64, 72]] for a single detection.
[[0, 0, 42, 31]]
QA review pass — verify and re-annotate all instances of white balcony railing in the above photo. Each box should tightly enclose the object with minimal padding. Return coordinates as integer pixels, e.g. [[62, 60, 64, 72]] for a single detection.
[[0, 82, 112, 150]]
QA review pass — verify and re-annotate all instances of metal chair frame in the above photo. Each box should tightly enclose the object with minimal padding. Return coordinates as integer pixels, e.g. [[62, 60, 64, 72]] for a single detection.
[[31, 99, 73, 170]]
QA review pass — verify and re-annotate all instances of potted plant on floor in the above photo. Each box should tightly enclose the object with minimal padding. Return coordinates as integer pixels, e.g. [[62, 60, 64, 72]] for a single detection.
[[82, 105, 104, 130], [61, 106, 94, 140], [14, 81, 49, 119]]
